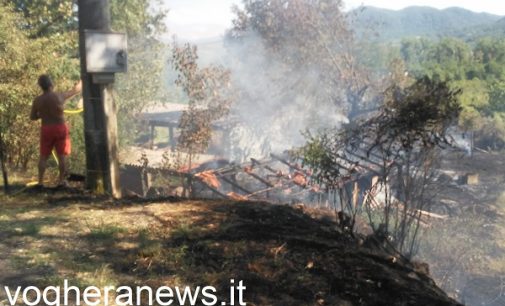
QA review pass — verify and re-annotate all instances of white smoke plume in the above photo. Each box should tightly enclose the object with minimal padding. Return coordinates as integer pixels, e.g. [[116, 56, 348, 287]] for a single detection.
[[222, 33, 349, 162]]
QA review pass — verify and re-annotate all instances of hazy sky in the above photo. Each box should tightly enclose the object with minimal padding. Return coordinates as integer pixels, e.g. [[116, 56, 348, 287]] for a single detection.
[[163, 0, 505, 41]]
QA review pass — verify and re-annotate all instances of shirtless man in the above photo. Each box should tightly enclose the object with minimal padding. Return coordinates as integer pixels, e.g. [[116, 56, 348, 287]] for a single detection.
[[30, 75, 82, 187]]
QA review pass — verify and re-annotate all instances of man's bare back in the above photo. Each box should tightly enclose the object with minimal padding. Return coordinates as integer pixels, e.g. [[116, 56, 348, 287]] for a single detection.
[[30, 79, 81, 125], [31, 92, 66, 125]]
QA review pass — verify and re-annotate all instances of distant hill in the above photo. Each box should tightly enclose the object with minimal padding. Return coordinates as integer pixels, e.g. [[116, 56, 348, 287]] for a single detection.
[[350, 6, 503, 41], [459, 16, 505, 39], [170, 6, 505, 72]]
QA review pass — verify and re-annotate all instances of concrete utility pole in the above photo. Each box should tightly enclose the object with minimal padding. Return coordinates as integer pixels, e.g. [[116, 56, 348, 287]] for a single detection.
[[78, 0, 121, 198]]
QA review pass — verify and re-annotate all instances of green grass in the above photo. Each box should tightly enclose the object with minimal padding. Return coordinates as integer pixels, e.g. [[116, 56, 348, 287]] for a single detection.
[[17, 222, 41, 236], [138, 229, 163, 258], [170, 222, 208, 241], [86, 224, 126, 241]]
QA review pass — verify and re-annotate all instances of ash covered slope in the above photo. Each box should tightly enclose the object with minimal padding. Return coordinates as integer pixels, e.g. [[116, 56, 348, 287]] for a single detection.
[[169, 200, 460, 305]]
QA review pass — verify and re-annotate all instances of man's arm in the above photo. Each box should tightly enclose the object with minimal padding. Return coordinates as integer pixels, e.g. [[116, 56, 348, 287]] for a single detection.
[[60, 80, 82, 101], [30, 99, 39, 121]]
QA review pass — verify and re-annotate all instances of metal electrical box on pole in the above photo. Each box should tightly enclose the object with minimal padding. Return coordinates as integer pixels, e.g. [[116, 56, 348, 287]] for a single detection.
[[77, 0, 127, 198]]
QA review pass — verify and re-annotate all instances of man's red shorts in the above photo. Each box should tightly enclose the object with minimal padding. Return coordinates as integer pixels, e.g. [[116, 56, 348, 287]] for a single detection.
[[40, 124, 71, 157]]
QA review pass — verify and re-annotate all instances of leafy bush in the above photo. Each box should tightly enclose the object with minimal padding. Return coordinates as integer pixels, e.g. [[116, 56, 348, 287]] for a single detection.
[[302, 77, 461, 257]]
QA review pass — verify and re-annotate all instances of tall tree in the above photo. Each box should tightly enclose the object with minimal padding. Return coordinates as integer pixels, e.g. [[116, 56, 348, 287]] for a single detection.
[[0, 3, 53, 188], [228, 0, 373, 120], [6, 0, 78, 38]]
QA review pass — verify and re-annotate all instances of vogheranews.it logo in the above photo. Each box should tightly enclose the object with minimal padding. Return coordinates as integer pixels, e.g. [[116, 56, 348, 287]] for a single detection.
[[1, 279, 246, 306]]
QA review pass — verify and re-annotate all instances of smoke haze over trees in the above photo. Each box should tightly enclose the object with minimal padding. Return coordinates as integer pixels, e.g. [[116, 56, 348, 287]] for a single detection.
[[221, 0, 379, 159]]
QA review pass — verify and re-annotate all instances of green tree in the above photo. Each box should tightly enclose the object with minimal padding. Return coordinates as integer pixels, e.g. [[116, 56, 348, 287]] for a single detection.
[[474, 38, 505, 81], [478, 81, 505, 148], [6, 0, 77, 38], [451, 79, 489, 130], [400, 37, 436, 77], [0, 4, 70, 188], [0, 4, 28, 190], [488, 81, 505, 114], [399, 36, 505, 149]]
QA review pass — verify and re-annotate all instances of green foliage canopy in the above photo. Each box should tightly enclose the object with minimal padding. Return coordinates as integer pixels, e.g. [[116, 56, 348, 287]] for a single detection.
[[0, 0, 169, 179], [395, 36, 505, 148]]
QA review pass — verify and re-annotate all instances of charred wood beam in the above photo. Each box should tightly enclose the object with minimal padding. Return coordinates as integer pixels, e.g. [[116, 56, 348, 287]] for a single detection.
[[251, 158, 290, 178], [251, 158, 302, 194], [251, 158, 277, 173], [244, 170, 275, 188], [212, 167, 241, 176], [192, 175, 229, 199], [294, 156, 368, 193], [217, 174, 254, 196], [270, 153, 312, 177], [246, 186, 277, 198], [269, 154, 369, 191], [334, 153, 381, 175]]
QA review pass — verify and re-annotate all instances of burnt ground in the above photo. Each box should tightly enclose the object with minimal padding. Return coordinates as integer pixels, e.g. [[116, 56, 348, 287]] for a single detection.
[[0, 191, 460, 306], [418, 150, 505, 305], [436, 150, 505, 217]]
